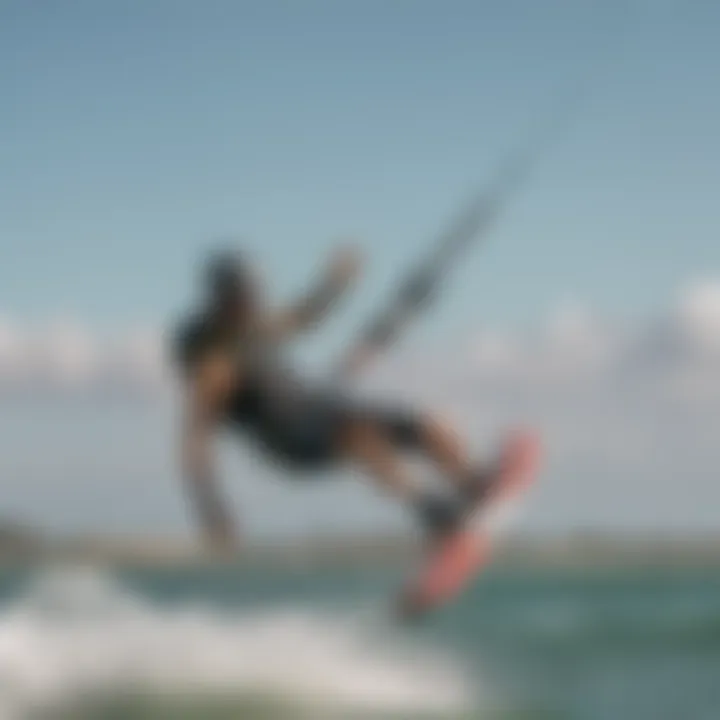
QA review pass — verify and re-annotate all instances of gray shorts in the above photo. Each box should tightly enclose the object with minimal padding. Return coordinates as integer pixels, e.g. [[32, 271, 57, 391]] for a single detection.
[[248, 393, 423, 471]]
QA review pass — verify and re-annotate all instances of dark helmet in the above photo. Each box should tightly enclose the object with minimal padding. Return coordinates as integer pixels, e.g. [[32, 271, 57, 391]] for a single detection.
[[202, 248, 257, 308]]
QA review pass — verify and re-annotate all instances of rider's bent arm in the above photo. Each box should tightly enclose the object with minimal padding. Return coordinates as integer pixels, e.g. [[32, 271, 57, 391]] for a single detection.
[[266, 245, 362, 339], [181, 352, 237, 550]]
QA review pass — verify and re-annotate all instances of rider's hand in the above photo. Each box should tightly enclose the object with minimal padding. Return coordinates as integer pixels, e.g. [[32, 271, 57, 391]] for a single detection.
[[327, 243, 363, 285], [204, 518, 242, 558]]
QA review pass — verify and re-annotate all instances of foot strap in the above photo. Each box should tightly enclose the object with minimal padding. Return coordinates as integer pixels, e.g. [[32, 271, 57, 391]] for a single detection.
[[414, 492, 464, 536]]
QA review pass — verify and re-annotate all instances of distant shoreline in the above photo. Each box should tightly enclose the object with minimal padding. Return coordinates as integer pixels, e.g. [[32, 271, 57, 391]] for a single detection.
[[2, 524, 720, 569]]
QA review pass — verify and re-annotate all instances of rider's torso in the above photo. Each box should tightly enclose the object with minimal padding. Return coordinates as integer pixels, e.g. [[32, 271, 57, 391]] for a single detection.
[[174, 313, 313, 430]]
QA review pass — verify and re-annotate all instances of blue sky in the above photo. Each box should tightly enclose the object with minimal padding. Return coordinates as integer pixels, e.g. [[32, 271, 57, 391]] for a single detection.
[[2, 0, 720, 535], [3, 0, 719, 333]]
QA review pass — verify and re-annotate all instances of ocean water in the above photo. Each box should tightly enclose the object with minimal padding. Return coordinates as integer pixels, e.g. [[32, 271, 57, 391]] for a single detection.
[[0, 562, 718, 719]]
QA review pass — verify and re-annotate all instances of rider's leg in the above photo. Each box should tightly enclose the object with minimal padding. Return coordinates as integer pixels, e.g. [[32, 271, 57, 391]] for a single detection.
[[369, 407, 495, 501], [337, 418, 465, 536]]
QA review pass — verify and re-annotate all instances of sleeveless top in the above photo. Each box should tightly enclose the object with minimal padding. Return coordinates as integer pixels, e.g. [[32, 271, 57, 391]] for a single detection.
[[172, 313, 314, 431]]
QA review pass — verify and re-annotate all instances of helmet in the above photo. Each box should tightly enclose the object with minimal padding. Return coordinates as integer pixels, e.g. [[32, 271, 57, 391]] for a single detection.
[[202, 248, 256, 307]]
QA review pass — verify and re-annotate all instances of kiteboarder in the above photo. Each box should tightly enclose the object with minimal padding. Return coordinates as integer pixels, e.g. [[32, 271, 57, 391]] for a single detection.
[[173, 244, 506, 552]]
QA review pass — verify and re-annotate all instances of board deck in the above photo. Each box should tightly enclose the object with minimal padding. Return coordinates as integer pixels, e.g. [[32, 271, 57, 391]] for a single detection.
[[397, 430, 541, 619]]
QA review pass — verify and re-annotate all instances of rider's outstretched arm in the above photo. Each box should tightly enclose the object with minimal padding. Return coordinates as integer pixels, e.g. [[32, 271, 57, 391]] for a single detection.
[[181, 352, 238, 552], [332, 265, 439, 379], [265, 244, 362, 339]]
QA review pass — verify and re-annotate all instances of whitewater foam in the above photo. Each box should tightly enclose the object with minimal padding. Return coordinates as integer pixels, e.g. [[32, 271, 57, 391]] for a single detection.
[[0, 566, 473, 718]]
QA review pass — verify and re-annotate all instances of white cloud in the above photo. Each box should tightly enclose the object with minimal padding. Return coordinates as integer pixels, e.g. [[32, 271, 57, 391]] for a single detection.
[[469, 331, 518, 372], [0, 320, 168, 397], [362, 281, 720, 531], [36, 320, 97, 386], [674, 281, 720, 352], [0, 281, 719, 533], [0, 317, 22, 377], [1, 281, 718, 404]]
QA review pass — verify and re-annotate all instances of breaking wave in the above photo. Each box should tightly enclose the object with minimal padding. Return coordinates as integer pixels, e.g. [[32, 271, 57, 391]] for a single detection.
[[0, 566, 474, 719]]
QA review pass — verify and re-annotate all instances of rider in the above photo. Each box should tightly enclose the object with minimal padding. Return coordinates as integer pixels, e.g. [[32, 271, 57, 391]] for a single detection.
[[173, 243, 502, 552]]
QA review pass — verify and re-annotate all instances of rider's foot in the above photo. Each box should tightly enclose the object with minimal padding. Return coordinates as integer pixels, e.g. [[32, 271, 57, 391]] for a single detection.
[[461, 431, 539, 507], [415, 492, 464, 540]]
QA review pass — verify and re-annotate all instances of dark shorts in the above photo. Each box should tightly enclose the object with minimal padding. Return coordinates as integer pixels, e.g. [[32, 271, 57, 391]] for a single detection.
[[247, 393, 423, 471]]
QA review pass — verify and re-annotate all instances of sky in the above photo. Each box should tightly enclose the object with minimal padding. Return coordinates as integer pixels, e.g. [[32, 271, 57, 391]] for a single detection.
[[1, 0, 719, 538]]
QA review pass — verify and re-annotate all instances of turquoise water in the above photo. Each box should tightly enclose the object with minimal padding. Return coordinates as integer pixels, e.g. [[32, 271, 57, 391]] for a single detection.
[[0, 563, 718, 719]]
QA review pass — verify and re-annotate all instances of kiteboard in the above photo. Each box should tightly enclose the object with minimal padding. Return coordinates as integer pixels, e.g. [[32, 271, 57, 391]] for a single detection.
[[397, 430, 542, 620]]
